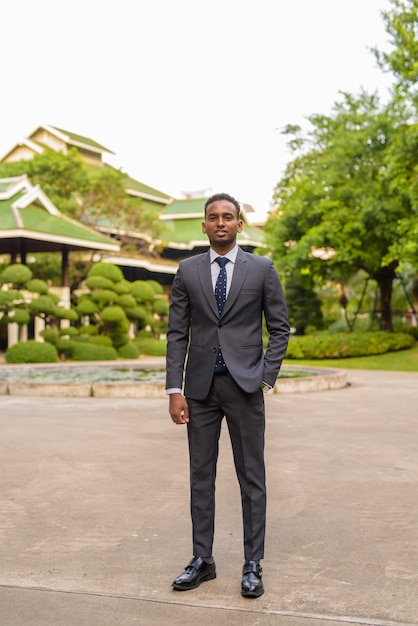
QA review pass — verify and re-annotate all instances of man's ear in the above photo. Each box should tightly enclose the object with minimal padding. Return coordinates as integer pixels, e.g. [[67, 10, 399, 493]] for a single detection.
[[237, 220, 243, 233], [202, 221, 207, 234]]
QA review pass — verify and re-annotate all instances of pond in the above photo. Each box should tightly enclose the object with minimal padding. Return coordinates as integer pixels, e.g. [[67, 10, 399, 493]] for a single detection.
[[0, 364, 315, 384]]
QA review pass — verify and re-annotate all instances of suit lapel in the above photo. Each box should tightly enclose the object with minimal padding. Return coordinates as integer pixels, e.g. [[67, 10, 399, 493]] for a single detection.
[[222, 248, 248, 316], [198, 251, 219, 318]]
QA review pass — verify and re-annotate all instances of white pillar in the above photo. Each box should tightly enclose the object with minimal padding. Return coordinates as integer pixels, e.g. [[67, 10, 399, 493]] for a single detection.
[[34, 317, 45, 342], [19, 325, 28, 342], [8, 323, 19, 347]]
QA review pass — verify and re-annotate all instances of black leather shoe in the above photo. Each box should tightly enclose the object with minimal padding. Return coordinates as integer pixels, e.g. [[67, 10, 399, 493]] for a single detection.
[[241, 560, 264, 597], [172, 556, 216, 591]]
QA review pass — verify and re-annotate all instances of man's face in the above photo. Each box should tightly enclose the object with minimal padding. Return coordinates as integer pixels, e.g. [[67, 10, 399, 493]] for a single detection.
[[202, 199, 243, 251]]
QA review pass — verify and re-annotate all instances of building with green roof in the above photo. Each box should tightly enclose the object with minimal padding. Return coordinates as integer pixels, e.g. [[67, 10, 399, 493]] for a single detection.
[[0, 125, 267, 284], [0, 175, 119, 285]]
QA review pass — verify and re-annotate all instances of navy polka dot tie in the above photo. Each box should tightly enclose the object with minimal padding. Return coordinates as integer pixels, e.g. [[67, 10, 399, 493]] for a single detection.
[[214, 256, 229, 372]]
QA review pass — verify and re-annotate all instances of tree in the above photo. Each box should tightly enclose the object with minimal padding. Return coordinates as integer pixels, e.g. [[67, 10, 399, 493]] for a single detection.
[[373, 0, 418, 105], [267, 0, 418, 331], [266, 92, 411, 331], [373, 0, 418, 268]]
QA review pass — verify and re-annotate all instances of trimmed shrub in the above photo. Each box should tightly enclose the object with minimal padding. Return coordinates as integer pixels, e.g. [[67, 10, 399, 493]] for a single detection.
[[53, 307, 79, 321], [146, 280, 164, 295], [40, 328, 60, 344], [125, 305, 148, 323], [89, 335, 113, 347], [76, 298, 99, 315], [0, 289, 21, 305], [91, 289, 119, 306], [56, 338, 77, 359], [118, 342, 140, 358], [87, 262, 124, 283], [5, 340, 59, 364], [109, 331, 130, 348], [153, 298, 169, 316], [100, 305, 127, 324], [29, 295, 57, 315], [0, 264, 33, 285], [77, 324, 98, 336], [85, 275, 115, 290], [59, 326, 79, 337], [130, 280, 155, 302], [134, 336, 166, 356], [26, 279, 49, 294], [118, 294, 137, 309], [113, 280, 132, 295], [7, 308, 31, 325], [285, 331, 415, 360], [71, 342, 118, 361]]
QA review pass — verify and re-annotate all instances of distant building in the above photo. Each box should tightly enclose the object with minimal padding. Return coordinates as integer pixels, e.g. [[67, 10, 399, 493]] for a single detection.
[[1, 125, 266, 283]]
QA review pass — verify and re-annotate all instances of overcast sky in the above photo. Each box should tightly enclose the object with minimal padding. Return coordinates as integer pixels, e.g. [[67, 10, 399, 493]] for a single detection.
[[1, 0, 394, 219]]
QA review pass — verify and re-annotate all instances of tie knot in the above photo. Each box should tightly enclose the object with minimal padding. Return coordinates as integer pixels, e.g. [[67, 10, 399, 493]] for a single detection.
[[215, 256, 229, 268]]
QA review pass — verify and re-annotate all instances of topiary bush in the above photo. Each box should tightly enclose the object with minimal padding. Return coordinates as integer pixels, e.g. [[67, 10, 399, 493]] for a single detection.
[[59, 326, 79, 337], [87, 262, 124, 283], [113, 280, 132, 295], [76, 297, 99, 316], [153, 298, 168, 316], [89, 335, 113, 347], [0, 264, 33, 285], [29, 295, 58, 315], [100, 305, 127, 324], [26, 278, 49, 294], [134, 336, 166, 356], [285, 331, 415, 360], [56, 338, 77, 359], [5, 340, 59, 363], [71, 342, 118, 361], [84, 275, 115, 290], [40, 328, 60, 344], [91, 290, 119, 306], [118, 342, 140, 358], [130, 280, 155, 302], [146, 280, 164, 295], [6, 308, 31, 325]]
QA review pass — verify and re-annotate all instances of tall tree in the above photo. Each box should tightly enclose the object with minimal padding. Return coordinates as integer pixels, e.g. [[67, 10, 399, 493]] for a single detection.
[[267, 0, 418, 331], [373, 0, 418, 105], [266, 92, 410, 330], [374, 0, 418, 267]]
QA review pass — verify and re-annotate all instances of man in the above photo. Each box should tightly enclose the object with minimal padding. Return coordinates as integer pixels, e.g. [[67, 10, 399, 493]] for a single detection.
[[166, 192, 289, 597]]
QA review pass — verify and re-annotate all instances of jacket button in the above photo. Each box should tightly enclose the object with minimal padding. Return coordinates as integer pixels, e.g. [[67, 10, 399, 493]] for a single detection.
[[212, 348, 217, 353]]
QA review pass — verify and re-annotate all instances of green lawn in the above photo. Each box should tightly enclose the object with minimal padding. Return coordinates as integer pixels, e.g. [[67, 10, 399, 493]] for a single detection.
[[284, 345, 418, 372]]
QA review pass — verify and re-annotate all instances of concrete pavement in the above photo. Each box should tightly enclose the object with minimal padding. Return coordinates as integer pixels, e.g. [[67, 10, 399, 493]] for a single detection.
[[1, 369, 418, 625]]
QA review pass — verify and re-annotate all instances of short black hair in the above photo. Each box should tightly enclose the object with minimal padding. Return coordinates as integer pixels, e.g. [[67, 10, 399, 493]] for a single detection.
[[204, 193, 241, 219]]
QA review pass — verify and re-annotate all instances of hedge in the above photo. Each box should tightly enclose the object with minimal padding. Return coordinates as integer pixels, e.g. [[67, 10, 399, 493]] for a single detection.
[[285, 331, 415, 360], [5, 340, 59, 364], [71, 343, 118, 361]]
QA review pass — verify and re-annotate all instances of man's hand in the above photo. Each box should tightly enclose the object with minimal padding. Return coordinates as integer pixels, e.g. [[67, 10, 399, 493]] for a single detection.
[[169, 393, 189, 424]]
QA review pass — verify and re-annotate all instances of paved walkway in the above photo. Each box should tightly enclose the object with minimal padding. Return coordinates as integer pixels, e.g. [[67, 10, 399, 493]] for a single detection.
[[1, 369, 418, 626]]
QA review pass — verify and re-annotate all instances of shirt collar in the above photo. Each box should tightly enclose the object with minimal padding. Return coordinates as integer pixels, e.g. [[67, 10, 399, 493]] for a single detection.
[[210, 245, 238, 264]]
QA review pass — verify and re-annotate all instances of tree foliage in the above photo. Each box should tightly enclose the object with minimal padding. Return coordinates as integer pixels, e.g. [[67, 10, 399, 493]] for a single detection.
[[267, 0, 418, 331]]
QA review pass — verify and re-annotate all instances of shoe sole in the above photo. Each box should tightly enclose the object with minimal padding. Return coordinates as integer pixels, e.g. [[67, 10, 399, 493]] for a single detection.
[[172, 571, 216, 591]]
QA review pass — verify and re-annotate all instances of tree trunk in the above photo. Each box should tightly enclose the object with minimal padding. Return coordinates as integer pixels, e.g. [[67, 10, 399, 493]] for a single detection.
[[373, 263, 398, 331]]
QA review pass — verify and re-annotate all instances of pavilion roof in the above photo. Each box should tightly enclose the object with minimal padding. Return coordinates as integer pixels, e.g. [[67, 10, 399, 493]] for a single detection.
[[0, 175, 120, 254]]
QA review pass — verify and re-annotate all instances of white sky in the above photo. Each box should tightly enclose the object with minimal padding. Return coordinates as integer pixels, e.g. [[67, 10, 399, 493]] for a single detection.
[[1, 0, 394, 220]]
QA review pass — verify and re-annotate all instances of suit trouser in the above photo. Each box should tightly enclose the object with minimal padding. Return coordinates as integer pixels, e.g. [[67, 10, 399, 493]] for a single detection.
[[186, 371, 266, 561]]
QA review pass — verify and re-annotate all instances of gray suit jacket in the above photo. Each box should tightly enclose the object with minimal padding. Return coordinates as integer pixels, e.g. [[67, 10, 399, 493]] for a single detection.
[[166, 247, 289, 400]]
